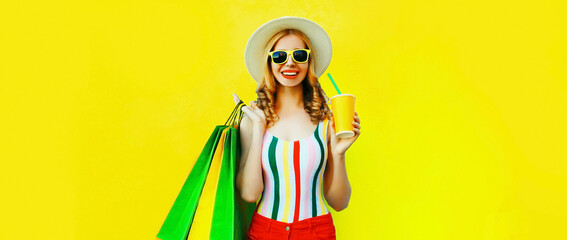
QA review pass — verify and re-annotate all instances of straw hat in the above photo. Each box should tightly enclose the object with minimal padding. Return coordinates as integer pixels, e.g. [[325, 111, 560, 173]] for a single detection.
[[244, 16, 333, 82]]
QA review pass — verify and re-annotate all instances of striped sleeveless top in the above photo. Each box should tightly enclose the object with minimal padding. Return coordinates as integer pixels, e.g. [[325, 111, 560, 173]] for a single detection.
[[256, 119, 330, 223]]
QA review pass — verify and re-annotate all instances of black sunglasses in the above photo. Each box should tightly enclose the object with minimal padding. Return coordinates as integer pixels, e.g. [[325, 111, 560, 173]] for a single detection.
[[268, 49, 311, 64]]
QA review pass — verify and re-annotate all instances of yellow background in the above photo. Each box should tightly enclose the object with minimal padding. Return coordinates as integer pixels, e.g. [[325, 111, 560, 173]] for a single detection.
[[1, 0, 565, 239]]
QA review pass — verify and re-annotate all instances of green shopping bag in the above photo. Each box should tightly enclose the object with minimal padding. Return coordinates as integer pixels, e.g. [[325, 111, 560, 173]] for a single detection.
[[210, 116, 255, 239], [157, 100, 256, 240]]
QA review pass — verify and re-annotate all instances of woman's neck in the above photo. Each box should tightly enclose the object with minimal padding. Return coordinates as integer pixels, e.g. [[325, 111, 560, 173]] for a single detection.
[[275, 82, 304, 115]]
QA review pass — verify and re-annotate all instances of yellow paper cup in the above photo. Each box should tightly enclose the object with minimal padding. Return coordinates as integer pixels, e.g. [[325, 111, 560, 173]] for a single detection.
[[330, 94, 356, 138]]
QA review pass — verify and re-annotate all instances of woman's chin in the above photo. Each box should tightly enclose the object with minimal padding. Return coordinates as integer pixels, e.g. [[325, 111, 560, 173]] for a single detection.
[[275, 77, 305, 87], [277, 82, 302, 88]]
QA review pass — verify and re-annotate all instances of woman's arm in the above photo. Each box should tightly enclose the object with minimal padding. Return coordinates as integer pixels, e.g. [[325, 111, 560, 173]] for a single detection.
[[323, 151, 351, 211], [235, 114, 265, 203], [323, 112, 361, 211]]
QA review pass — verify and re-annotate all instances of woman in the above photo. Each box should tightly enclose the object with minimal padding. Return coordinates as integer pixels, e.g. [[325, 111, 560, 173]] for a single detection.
[[233, 16, 361, 240]]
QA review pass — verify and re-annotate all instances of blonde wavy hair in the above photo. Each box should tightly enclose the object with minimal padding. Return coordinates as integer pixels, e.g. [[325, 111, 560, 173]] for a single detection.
[[256, 29, 333, 128]]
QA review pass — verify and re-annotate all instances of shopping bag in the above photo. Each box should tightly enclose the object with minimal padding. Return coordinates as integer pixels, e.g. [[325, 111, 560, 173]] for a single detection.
[[157, 100, 256, 240], [186, 126, 230, 239], [211, 117, 255, 239]]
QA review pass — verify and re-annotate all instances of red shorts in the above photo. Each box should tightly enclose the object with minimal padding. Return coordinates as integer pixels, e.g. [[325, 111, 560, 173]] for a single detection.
[[247, 211, 336, 240]]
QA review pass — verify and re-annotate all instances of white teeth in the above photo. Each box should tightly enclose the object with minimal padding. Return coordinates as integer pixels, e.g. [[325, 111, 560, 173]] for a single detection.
[[282, 72, 298, 76]]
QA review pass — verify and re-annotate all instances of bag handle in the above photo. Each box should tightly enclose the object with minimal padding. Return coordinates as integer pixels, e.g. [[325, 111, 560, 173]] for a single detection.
[[225, 100, 246, 127]]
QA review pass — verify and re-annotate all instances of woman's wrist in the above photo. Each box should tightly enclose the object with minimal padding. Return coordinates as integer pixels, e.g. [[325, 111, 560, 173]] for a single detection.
[[252, 126, 266, 138], [333, 152, 346, 162]]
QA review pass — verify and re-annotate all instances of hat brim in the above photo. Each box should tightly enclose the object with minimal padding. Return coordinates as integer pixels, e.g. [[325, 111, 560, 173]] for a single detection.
[[244, 16, 332, 82]]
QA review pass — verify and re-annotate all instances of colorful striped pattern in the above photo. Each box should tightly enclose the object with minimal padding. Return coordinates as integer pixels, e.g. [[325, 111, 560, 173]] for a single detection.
[[256, 119, 330, 223]]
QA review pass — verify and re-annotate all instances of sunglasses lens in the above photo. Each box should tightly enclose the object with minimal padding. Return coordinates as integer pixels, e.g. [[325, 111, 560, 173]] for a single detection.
[[272, 51, 287, 64], [293, 50, 309, 62]]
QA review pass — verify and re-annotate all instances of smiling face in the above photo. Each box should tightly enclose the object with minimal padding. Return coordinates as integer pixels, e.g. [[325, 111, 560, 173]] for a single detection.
[[270, 34, 310, 87]]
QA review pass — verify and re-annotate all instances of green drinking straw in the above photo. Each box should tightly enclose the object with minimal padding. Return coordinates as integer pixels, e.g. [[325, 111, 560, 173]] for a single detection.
[[327, 73, 342, 94]]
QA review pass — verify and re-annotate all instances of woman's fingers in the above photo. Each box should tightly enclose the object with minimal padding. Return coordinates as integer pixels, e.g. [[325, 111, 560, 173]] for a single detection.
[[353, 121, 361, 129], [241, 106, 257, 120], [354, 112, 361, 131], [241, 105, 267, 129], [250, 101, 261, 113], [353, 112, 361, 135]]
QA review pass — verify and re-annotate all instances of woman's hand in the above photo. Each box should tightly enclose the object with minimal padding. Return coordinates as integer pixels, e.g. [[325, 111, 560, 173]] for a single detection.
[[329, 112, 361, 158], [233, 93, 267, 133]]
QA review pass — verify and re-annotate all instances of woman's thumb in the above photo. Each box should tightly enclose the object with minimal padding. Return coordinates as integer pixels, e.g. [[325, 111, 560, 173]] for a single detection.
[[233, 93, 240, 104]]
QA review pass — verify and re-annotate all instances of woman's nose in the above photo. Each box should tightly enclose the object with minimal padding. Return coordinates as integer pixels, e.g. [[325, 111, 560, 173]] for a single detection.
[[285, 55, 295, 66]]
